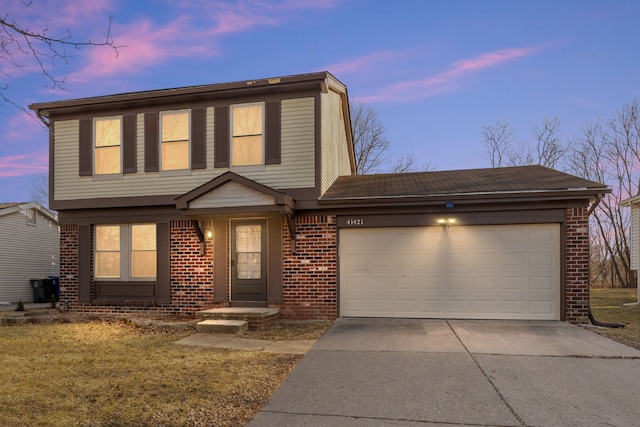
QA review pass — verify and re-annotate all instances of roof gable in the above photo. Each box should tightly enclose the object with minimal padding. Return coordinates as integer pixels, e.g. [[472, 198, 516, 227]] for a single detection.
[[0, 202, 58, 223], [176, 172, 294, 212]]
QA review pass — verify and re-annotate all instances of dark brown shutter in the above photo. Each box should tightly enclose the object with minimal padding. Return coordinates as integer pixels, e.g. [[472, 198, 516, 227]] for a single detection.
[[191, 108, 206, 170], [79, 119, 92, 176], [214, 106, 229, 168], [123, 114, 137, 174], [156, 222, 170, 304], [78, 225, 91, 303], [267, 217, 283, 303], [144, 112, 159, 172], [265, 101, 281, 165]]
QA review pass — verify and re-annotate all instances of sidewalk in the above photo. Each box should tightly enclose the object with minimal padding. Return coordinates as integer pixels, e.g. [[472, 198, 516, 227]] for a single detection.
[[175, 333, 315, 354]]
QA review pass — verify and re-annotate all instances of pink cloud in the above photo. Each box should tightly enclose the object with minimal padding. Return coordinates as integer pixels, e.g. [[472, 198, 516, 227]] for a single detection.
[[0, 151, 48, 178], [325, 50, 412, 76], [357, 45, 544, 103]]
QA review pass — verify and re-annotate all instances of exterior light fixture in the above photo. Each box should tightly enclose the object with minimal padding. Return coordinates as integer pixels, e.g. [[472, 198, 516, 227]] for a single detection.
[[206, 230, 213, 240], [437, 218, 456, 228]]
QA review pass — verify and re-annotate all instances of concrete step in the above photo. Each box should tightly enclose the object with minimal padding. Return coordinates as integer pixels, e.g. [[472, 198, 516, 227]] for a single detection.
[[196, 319, 248, 334], [196, 307, 280, 320], [196, 307, 280, 331]]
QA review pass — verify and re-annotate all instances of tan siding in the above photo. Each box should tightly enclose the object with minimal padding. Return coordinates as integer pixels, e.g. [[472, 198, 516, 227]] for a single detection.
[[189, 182, 275, 208], [53, 99, 315, 202], [321, 90, 351, 194], [0, 211, 60, 303]]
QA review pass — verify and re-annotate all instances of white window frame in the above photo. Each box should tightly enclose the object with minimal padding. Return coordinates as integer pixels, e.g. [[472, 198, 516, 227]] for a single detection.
[[26, 208, 37, 225], [160, 109, 191, 174], [230, 102, 265, 168], [93, 116, 123, 177], [94, 224, 156, 281]]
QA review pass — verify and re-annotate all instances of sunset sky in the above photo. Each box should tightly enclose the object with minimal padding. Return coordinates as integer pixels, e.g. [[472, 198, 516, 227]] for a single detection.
[[2, 0, 640, 204]]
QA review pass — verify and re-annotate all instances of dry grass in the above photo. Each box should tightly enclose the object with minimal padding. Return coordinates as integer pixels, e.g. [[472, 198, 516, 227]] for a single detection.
[[590, 288, 640, 350], [0, 320, 311, 427]]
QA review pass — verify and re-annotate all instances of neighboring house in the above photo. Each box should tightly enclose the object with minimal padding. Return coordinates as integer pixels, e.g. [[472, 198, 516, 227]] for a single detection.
[[29, 71, 609, 323], [621, 195, 640, 300], [0, 202, 59, 303]]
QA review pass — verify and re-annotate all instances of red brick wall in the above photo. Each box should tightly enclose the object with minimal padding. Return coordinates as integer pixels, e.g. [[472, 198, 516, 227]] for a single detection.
[[280, 215, 338, 320], [59, 221, 216, 316], [565, 206, 590, 323], [59, 224, 79, 305]]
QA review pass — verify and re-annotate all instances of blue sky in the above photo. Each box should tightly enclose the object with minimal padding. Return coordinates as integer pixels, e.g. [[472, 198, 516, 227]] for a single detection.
[[2, 0, 640, 204]]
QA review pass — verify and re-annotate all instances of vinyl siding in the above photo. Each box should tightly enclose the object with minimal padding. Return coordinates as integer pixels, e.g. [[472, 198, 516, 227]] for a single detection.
[[631, 205, 639, 271], [52, 97, 315, 201], [0, 211, 60, 303], [320, 90, 351, 195], [189, 181, 275, 208]]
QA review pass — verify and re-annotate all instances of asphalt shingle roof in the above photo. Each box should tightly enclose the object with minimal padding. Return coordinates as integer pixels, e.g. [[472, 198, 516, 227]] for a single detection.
[[321, 165, 607, 200]]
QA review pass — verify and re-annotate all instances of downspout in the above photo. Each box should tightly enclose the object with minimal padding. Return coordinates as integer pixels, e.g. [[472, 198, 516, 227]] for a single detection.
[[586, 194, 624, 328]]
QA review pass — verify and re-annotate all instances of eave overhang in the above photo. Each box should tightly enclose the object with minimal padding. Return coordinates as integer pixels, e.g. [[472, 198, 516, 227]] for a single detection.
[[318, 188, 611, 209]]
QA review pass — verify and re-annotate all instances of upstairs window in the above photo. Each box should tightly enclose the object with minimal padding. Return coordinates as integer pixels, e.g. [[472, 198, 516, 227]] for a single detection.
[[94, 117, 122, 175], [231, 103, 263, 166], [95, 224, 157, 281], [27, 208, 37, 225], [160, 110, 190, 171]]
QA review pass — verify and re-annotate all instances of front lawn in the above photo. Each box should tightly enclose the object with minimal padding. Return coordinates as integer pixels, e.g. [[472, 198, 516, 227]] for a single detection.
[[0, 320, 326, 427], [590, 288, 640, 350]]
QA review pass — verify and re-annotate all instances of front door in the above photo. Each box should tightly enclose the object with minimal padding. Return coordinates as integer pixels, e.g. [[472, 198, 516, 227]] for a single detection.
[[231, 219, 267, 301]]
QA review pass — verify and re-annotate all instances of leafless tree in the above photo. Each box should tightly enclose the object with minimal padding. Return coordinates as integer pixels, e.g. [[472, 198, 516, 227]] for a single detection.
[[29, 172, 49, 207], [0, 1, 120, 120], [482, 117, 566, 168], [482, 121, 514, 167], [350, 101, 422, 174], [567, 101, 640, 287]]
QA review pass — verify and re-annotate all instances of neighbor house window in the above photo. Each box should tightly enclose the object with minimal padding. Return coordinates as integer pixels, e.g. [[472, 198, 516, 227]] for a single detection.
[[160, 110, 190, 171], [95, 224, 156, 280], [94, 116, 122, 175], [231, 103, 263, 166]]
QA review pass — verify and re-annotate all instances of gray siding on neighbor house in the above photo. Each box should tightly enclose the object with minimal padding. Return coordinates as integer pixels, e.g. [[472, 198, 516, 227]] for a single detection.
[[631, 205, 639, 274], [0, 210, 60, 303], [52, 97, 316, 201]]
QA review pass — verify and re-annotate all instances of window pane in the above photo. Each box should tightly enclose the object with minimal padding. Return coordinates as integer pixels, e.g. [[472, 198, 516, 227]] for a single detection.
[[132, 224, 156, 250], [95, 118, 121, 147], [162, 111, 189, 142], [236, 225, 261, 252], [162, 141, 189, 170], [96, 225, 120, 251], [233, 105, 262, 136], [95, 146, 121, 174], [237, 253, 261, 279], [96, 252, 120, 278], [232, 136, 263, 166], [131, 251, 156, 278]]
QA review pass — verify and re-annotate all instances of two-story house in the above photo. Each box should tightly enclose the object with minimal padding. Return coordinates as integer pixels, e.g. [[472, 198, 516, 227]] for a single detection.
[[30, 71, 609, 323]]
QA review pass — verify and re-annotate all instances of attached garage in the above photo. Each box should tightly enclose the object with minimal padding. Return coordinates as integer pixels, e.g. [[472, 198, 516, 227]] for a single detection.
[[339, 224, 560, 320]]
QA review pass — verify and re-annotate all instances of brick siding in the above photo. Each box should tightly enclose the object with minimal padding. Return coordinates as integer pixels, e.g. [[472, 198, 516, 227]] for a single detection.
[[279, 215, 338, 320], [565, 206, 590, 323]]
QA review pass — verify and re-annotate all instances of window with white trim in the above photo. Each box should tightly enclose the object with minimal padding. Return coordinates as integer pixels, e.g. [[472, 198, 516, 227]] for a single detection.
[[160, 110, 190, 171], [231, 103, 264, 166], [26, 208, 37, 225], [95, 224, 157, 280], [94, 116, 122, 175]]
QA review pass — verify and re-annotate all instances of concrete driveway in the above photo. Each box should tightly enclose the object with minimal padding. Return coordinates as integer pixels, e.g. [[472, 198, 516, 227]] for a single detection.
[[248, 318, 640, 426]]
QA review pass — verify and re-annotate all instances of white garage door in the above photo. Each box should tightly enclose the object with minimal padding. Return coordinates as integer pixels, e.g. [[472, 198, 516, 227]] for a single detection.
[[340, 224, 560, 320]]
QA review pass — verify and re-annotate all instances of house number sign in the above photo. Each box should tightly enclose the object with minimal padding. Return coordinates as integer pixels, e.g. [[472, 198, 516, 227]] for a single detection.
[[345, 218, 365, 226]]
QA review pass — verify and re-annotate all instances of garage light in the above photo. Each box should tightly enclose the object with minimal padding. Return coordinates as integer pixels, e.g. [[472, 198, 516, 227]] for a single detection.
[[437, 218, 456, 228], [206, 230, 213, 240]]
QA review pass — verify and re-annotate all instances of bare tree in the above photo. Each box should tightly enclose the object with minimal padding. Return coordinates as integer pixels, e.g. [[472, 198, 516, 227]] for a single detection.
[[0, 1, 120, 120], [482, 121, 514, 167], [350, 101, 423, 174], [29, 172, 49, 207], [482, 117, 566, 168], [532, 117, 567, 168], [567, 101, 640, 288], [350, 101, 391, 174]]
